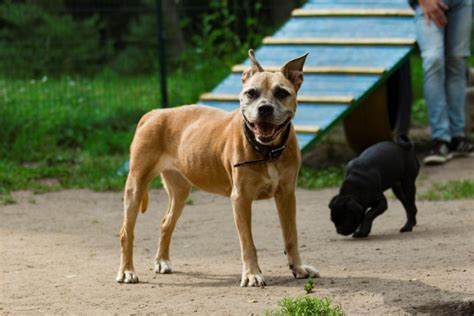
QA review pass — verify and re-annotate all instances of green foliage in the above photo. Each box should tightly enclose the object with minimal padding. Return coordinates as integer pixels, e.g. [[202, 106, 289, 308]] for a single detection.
[[304, 277, 314, 294], [411, 98, 429, 127], [0, 1, 108, 77], [410, 53, 423, 103], [298, 166, 345, 189], [191, 0, 264, 66], [267, 296, 344, 316], [0, 187, 16, 205], [0, 57, 229, 161], [419, 180, 474, 201], [0, 59, 226, 195], [110, 0, 158, 75]]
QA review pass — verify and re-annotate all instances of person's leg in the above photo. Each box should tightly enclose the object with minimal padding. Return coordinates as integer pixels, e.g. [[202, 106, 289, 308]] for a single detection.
[[416, 5, 453, 164], [445, 0, 472, 138], [415, 6, 451, 143]]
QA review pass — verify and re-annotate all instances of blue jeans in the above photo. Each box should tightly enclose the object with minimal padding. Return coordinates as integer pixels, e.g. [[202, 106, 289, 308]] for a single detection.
[[415, 0, 472, 142]]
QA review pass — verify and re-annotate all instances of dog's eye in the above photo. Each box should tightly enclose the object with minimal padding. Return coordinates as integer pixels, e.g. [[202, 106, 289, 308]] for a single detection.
[[274, 88, 290, 99], [245, 89, 259, 99]]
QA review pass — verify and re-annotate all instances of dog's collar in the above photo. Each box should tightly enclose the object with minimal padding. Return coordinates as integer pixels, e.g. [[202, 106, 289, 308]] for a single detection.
[[234, 115, 291, 168]]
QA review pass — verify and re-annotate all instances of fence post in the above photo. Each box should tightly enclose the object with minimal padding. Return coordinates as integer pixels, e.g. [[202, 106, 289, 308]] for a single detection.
[[156, 0, 168, 108]]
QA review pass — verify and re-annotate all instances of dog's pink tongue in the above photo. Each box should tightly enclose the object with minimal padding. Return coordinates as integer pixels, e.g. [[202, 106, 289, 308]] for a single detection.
[[256, 122, 275, 135]]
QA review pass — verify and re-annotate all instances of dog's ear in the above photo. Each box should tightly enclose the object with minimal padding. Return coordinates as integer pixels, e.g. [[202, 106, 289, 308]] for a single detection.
[[280, 52, 308, 91], [242, 49, 264, 84], [328, 195, 340, 210], [347, 198, 364, 217]]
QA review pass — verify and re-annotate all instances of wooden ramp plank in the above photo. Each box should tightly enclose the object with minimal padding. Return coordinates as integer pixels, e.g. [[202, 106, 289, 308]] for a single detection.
[[200, 93, 354, 104], [272, 17, 415, 41], [263, 37, 416, 46], [198, 101, 351, 149], [231, 65, 386, 75], [302, 0, 412, 10], [210, 73, 380, 102], [198, 101, 349, 132], [292, 8, 414, 17], [240, 45, 413, 69]]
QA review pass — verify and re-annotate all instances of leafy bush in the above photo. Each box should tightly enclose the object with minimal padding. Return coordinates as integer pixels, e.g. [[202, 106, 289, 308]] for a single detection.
[[0, 1, 108, 77], [267, 296, 344, 316]]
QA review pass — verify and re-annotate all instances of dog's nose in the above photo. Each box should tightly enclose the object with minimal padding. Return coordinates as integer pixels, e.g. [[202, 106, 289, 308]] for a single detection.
[[258, 105, 274, 117]]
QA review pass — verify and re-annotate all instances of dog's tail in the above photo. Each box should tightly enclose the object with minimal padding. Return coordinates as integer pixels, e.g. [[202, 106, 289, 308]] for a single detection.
[[394, 134, 414, 151], [140, 191, 149, 214]]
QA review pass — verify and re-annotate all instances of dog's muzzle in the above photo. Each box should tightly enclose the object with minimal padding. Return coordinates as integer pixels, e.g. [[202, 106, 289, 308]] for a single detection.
[[245, 116, 292, 144], [336, 226, 354, 236]]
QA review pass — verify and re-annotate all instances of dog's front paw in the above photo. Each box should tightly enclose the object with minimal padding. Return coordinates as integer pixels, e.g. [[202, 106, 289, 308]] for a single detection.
[[353, 223, 371, 238], [116, 270, 139, 283], [352, 231, 369, 238], [241, 271, 266, 287], [291, 264, 320, 279], [400, 225, 413, 233], [154, 259, 172, 274]]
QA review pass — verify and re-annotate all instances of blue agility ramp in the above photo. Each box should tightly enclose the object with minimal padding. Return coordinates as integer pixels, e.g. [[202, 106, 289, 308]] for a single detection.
[[199, 0, 416, 151]]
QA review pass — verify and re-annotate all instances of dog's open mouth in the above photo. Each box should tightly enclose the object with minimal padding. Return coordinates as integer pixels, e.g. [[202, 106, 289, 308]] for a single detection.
[[248, 117, 291, 143]]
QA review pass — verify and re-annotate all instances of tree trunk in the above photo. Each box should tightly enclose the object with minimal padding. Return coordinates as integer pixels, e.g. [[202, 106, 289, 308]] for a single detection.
[[266, 0, 299, 26], [162, 0, 186, 54]]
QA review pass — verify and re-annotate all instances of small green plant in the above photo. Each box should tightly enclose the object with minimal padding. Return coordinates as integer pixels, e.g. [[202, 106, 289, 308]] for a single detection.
[[0, 192, 16, 205], [267, 296, 344, 316], [185, 197, 194, 205], [304, 277, 314, 294], [419, 180, 474, 201]]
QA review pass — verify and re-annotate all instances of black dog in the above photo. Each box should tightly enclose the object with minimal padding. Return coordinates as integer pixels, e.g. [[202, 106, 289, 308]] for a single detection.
[[329, 135, 419, 238]]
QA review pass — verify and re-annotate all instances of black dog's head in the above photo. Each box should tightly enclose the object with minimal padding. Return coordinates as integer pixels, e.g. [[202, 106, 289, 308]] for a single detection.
[[329, 194, 365, 236]]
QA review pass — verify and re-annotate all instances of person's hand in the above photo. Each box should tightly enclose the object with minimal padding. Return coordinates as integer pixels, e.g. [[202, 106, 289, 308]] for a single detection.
[[419, 0, 449, 27]]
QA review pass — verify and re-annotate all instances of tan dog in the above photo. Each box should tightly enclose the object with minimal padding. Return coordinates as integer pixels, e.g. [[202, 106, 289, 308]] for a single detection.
[[116, 49, 319, 287]]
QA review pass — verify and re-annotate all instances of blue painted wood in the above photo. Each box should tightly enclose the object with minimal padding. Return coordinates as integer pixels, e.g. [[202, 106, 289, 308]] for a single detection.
[[297, 134, 315, 149], [198, 101, 350, 150], [198, 101, 349, 131], [198, 101, 349, 148], [242, 45, 412, 69], [212, 73, 380, 100], [303, 0, 412, 10], [274, 17, 415, 39], [199, 0, 416, 150]]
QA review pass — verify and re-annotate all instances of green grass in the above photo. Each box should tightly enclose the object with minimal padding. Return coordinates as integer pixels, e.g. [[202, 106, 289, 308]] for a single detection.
[[0, 56, 231, 200], [298, 166, 344, 189], [0, 55, 344, 201], [0, 58, 230, 162], [419, 180, 474, 201], [266, 296, 344, 316]]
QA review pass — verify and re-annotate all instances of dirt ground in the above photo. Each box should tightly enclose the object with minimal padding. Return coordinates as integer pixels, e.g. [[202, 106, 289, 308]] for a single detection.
[[1, 158, 473, 315]]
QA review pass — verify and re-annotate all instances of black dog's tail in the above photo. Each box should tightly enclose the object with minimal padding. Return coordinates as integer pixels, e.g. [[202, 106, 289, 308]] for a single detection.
[[394, 134, 414, 151]]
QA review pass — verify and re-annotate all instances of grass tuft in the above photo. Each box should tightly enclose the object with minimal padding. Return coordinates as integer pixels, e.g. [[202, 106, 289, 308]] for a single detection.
[[0, 191, 16, 205], [419, 180, 474, 201], [298, 166, 344, 189], [304, 277, 314, 294], [267, 296, 344, 316]]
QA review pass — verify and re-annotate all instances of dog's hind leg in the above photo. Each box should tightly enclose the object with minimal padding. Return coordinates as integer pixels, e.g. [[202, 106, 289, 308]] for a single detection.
[[116, 171, 149, 283], [154, 170, 191, 274], [393, 180, 418, 232]]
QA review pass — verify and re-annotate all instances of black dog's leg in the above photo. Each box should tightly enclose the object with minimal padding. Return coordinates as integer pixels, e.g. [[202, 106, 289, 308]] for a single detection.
[[393, 180, 418, 233], [353, 196, 388, 238]]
